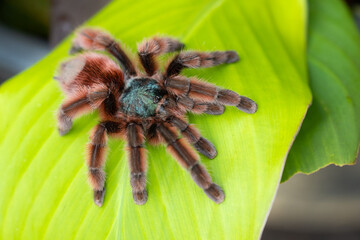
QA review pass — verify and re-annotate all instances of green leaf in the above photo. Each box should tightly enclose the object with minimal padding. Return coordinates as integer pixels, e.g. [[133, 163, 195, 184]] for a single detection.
[[0, 0, 310, 239], [282, 0, 360, 182]]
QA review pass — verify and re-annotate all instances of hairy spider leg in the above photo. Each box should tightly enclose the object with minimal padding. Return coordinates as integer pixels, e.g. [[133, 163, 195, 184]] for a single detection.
[[165, 76, 257, 114], [87, 121, 126, 207], [58, 89, 109, 135], [70, 28, 137, 79], [137, 37, 184, 76], [165, 50, 239, 77], [169, 116, 217, 159], [176, 96, 225, 115], [126, 123, 148, 205], [157, 123, 224, 204]]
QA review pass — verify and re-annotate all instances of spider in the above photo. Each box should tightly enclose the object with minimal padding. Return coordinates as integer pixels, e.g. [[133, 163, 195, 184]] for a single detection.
[[55, 28, 257, 207]]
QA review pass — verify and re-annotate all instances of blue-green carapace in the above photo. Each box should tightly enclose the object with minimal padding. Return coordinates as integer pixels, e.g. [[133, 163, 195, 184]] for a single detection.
[[55, 28, 257, 207]]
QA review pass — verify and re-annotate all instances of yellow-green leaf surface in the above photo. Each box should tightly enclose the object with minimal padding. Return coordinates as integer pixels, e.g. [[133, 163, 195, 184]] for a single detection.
[[0, 0, 311, 239], [282, 0, 360, 182]]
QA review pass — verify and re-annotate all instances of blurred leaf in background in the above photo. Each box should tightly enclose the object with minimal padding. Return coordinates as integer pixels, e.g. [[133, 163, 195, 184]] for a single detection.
[[282, 0, 360, 182], [0, 0, 49, 37]]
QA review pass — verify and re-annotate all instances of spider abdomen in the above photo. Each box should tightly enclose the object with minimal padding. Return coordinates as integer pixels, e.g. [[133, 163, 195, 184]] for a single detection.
[[120, 78, 165, 117]]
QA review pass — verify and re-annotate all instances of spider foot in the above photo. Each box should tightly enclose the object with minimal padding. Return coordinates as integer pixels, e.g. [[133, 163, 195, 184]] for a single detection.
[[58, 112, 73, 136], [237, 96, 257, 114], [132, 190, 148, 205], [224, 50, 240, 63], [94, 187, 106, 207], [204, 183, 225, 204], [58, 122, 72, 136]]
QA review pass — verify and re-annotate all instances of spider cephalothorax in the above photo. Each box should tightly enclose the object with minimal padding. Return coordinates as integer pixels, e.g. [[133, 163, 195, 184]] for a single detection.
[[55, 28, 257, 207], [120, 77, 165, 117]]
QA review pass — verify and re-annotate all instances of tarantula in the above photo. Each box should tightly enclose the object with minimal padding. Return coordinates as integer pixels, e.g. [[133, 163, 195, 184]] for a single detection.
[[55, 28, 257, 207]]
